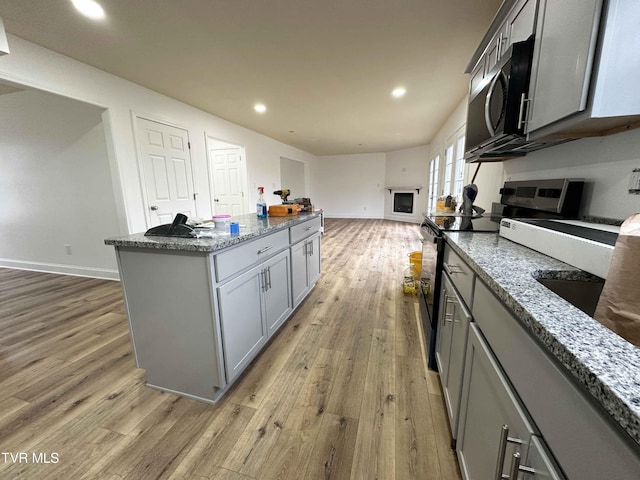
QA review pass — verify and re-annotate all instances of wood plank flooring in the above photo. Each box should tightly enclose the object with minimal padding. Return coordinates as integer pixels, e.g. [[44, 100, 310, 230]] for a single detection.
[[0, 218, 461, 480]]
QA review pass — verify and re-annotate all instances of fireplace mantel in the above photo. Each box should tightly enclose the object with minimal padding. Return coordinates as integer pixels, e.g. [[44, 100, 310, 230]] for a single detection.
[[385, 186, 422, 194]]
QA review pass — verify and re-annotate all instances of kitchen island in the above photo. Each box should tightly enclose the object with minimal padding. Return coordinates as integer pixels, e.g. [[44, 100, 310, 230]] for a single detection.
[[105, 211, 322, 404], [443, 231, 640, 479]]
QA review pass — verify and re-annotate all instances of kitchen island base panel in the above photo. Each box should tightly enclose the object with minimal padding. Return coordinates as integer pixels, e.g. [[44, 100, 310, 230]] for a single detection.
[[116, 247, 226, 402]]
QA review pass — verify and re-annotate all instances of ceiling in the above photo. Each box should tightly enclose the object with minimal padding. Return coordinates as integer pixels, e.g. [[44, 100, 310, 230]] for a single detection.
[[0, 0, 501, 155]]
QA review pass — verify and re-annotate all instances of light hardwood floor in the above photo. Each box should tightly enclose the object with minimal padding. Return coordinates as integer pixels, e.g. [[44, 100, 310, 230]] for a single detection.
[[0, 218, 461, 480]]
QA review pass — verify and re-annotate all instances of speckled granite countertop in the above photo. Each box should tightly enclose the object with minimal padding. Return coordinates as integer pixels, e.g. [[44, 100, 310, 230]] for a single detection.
[[445, 231, 640, 446], [104, 212, 322, 252]]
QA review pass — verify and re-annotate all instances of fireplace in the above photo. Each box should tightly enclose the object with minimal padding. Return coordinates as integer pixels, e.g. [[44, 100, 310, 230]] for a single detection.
[[393, 192, 414, 214]]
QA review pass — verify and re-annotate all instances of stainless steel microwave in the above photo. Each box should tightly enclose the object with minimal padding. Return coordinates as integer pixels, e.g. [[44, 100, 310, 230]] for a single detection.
[[464, 36, 534, 160]]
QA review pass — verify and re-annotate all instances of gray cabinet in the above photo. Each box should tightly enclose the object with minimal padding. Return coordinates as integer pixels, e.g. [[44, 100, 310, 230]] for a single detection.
[[473, 279, 640, 480], [218, 249, 292, 382], [507, 0, 537, 47], [264, 249, 293, 336], [115, 248, 226, 401], [435, 272, 471, 444], [217, 263, 266, 382], [526, 0, 602, 132], [291, 229, 322, 308], [456, 323, 537, 480]]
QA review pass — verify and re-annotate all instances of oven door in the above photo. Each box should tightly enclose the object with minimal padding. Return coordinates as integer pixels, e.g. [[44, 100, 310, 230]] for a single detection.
[[419, 221, 443, 370]]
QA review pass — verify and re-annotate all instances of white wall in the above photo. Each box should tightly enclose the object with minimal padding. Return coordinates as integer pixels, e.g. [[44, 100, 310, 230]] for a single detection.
[[384, 145, 429, 223], [309, 153, 386, 218], [0, 89, 120, 278], [503, 128, 640, 220], [0, 35, 316, 235]]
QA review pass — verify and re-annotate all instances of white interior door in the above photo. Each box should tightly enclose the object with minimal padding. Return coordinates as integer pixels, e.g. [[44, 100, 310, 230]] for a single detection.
[[208, 146, 246, 216], [137, 117, 196, 226]]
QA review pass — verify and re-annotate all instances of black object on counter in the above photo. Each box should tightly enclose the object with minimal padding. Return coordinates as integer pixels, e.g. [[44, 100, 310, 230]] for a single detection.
[[145, 213, 195, 238]]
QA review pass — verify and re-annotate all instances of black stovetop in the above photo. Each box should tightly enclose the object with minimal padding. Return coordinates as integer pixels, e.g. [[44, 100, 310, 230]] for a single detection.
[[424, 214, 503, 233]]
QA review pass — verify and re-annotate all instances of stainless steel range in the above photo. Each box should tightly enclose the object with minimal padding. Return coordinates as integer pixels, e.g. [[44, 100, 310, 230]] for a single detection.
[[419, 178, 585, 370]]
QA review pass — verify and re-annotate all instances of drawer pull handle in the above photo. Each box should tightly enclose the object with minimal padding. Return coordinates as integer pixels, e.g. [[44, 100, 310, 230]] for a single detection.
[[495, 425, 524, 480], [306, 226, 314, 230], [444, 263, 464, 275], [509, 452, 537, 478], [257, 245, 273, 254]]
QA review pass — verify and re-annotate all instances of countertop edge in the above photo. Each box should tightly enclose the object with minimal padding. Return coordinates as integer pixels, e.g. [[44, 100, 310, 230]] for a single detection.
[[444, 231, 640, 447], [104, 212, 322, 253]]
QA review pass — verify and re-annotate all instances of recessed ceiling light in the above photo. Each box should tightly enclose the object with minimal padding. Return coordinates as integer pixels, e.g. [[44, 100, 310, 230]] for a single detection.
[[392, 87, 406, 98], [254, 104, 267, 113], [71, 0, 105, 20]]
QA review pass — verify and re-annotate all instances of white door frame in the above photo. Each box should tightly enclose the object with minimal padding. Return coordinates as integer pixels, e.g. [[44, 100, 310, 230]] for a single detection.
[[205, 134, 248, 216]]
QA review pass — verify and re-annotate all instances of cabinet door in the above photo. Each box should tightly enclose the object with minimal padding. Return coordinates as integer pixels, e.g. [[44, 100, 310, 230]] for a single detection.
[[457, 324, 535, 480], [290, 240, 309, 307], [264, 250, 292, 337], [526, 0, 602, 132], [508, 0, 537, 47], [307, 233, 321, 288], [435, 277, 455, 384], [217, 265, 266, 382], [445, 280, 471, 440]]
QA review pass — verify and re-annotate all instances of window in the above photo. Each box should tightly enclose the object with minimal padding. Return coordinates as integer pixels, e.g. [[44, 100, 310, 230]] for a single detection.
[[442, 143, 454, 196], [453, 135, 466, 201], [428, 154, 440, 213]]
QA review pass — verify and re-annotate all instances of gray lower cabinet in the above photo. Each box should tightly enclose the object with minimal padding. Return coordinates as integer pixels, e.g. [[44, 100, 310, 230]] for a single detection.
[[438, 273, 471, 444], [291, 232, 321, 307], [116, 248, 226, 401], [473, 279, 640, 479], [217, 249, 292, 382], [264, 249, 293, 336], [457, 323, 539, 480]]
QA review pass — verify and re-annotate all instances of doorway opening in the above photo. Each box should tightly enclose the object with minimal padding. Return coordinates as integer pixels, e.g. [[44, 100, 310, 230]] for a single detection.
[[279, 157, 306, 200]]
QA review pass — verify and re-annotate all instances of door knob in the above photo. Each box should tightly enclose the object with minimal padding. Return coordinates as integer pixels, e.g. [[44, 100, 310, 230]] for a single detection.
[[150, 205, 159, 211]]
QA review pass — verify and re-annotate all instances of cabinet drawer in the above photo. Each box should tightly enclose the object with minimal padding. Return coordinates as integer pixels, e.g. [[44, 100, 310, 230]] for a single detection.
[[214, 229, 289, 282], [290, 216, 322, 245], [443, 245, 474, 306]]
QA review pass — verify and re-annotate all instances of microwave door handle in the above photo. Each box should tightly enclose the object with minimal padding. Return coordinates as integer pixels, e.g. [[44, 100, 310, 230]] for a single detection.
[[484, 70, 507, 136]]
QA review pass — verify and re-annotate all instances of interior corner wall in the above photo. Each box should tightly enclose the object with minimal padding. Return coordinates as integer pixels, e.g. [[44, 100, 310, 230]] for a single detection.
[[384, 145, 430, 223], [0, 89, 120, 278], [0, 34, 317, 235], [308, 153, 385, 218]]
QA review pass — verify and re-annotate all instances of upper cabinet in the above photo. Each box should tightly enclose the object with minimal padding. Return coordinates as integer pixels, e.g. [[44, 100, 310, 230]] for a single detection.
[[507, 0, 537, 46], [527, 0, 640, 140], [525, 0, 602, 133], [465, 0, 640, 161], [0, 17, 9, 55]]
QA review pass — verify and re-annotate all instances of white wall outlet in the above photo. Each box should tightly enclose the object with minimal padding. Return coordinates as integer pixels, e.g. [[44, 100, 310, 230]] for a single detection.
[[65, 244, 72, 255], [629, 168, 640, 194]]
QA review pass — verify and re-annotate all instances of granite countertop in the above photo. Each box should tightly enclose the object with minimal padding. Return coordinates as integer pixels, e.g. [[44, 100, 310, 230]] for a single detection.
[[445, 231, 640, 446], [104, 211, 322, 252]]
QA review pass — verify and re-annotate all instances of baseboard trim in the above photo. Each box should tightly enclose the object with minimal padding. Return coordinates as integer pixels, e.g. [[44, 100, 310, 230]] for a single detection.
[[0, 259, 120, 281]]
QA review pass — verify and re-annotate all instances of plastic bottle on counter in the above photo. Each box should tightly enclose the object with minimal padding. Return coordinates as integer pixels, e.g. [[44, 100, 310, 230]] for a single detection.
[[257, 187, 267, 218]]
